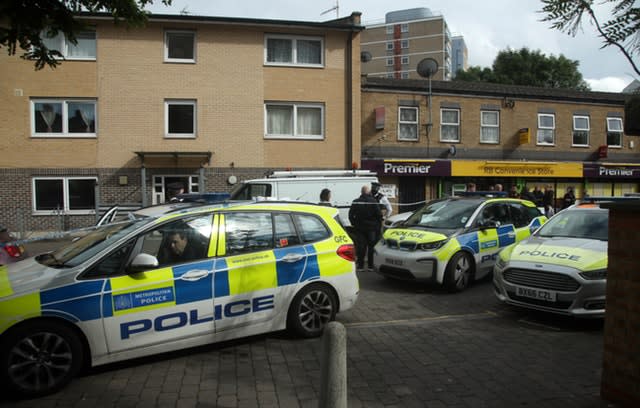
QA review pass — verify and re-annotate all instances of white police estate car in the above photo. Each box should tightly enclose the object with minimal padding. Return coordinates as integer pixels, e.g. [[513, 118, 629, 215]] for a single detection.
[[374, 196, 546, 292], [493, 201, 609, 318], [0, 202, 359, 397]]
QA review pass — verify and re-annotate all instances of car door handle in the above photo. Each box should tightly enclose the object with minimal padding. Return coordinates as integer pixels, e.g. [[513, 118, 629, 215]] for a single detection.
[[181, 269, 209, 281], [281, 253, 304, 263]]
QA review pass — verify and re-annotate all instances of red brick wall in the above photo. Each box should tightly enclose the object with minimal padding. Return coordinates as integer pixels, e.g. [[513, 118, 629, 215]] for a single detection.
[[601, 201, 640, 407]]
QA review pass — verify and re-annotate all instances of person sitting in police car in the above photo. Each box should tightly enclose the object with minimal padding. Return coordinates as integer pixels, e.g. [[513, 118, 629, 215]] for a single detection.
[[159, 226, 205, 265]]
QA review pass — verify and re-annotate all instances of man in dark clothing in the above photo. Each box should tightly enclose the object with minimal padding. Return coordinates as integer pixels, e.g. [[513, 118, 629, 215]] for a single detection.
[[348, 185, 382, 271], [159, 229, 204, 265], [532, 186, 544, 207], [543, 185, 555, 213], [562, 186, 576, 209]]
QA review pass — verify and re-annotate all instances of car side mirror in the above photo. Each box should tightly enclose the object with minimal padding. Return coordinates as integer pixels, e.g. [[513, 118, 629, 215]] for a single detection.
[[128, 253, 159, 273]]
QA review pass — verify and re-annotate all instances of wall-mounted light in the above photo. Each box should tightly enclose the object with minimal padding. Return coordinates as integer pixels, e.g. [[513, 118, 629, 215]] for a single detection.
[[118, 175, 128, 186], [448, 145, 457, 156], [502, 97, 515, 109]]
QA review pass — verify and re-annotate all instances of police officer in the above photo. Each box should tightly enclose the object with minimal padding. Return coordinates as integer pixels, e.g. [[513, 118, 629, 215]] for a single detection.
[[371, 182, 393, 218], [349, 185, 382, 271]]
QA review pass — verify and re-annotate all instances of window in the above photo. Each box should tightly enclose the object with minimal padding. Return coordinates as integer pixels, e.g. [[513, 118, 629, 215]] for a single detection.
[[225, 212, 273, 255], [480, 110, 499, 143], [572, 115, 590, 146], [143, 215, 212, 267], [265, 35, 323, 67], [41, 30, 96, 59], [294, 214, 329, 243], [386, 42, 393, 51], [401, 40, 409, 49], [607, 117, 623, 147], [164, 30, 196, 63], [386, 72, 394, 79], [165, 100, 196, 138], [32, 99, 96, 137], [401, 56, 409, 65], [33, 177, 97, 214], [386, 58, 394, 66], [386, 25, 394, 34], [440, 109, 460, 142], [401, 23, 409, 33], [274, 214, 301, 248], [265, 103, 324, 139], [398, 107, 419, 141], [537, 113, 555, 145], [401, 72, 409, 79]]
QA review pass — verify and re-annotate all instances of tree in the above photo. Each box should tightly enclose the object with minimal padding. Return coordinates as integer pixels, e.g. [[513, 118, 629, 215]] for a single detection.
[[454, 47, 591, 91], [540, 0, 639, 77], [0, 0, 172, 70]]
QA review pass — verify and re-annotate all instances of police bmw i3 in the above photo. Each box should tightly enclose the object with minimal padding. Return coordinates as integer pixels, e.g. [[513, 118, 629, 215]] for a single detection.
[[374, 195, 546, 292], [0, 202, 359, 397]]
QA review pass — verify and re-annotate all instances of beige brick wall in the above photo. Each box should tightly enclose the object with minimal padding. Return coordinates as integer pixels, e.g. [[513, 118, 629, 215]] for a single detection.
[[361, 90, 637, 155], [0, 19, 361, 171]]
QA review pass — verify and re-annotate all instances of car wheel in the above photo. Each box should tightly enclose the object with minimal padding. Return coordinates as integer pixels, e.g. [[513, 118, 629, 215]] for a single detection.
[[444, 252, 474, 293], [0, 320, 84, 397], [287, 283, 337, 338]]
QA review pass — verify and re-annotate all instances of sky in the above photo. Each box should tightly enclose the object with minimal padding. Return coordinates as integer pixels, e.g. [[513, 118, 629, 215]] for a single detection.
[[145, 0, 637, 92]]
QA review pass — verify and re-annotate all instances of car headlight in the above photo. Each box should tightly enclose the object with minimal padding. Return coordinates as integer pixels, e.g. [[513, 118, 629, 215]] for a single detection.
[[579, 269, 607, 280], [417, 240, 447, 251]]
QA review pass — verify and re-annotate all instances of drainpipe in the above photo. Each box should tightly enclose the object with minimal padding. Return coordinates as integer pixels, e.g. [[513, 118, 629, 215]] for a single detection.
[[346, 31, 353, 169]]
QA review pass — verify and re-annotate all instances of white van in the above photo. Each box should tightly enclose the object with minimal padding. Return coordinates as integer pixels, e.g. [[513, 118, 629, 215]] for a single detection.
[[229, 170, 378, 225]]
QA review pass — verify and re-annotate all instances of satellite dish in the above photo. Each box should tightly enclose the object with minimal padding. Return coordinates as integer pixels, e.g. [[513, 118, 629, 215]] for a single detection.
[[361, 51, 372, 63], [417, 58, 439, 78]]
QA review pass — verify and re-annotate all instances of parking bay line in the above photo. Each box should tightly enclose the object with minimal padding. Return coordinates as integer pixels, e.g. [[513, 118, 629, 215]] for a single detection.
[[343, 311, 499, 329]]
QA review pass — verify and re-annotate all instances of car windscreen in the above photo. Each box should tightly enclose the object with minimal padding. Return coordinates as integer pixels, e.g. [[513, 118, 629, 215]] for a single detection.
[[37, 219, 150, 268], [404, 199, 479, 229], [536, 208, 608, 241]]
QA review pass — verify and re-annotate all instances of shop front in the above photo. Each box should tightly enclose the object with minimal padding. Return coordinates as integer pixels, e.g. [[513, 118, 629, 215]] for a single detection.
[[583, 163, 640, 197]]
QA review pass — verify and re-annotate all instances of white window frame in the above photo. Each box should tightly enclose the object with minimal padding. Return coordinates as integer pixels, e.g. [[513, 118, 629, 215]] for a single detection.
[[401, 40, 409, 49], [386, 72, 394, 79], [440, 108, 460, 142], [264, 102, 325, 140], [31, 99, 97, 138], [165, 99, 197, 138], [41, 29, 97, 60], [536, 113, 556, 145], [386, 25, 394, 34], [32, 176, 97, 215], [401, 71, 409, 79], [386, 42, 393, 51], [606, 117, 623, 148], [480, 110, 500, 144], [572, 115, 590, 147], [386, 58, 394, 66], [398, 107, 419, 141], [401, 23, 409, 33], [164, 30, 196, 63], [264, 34, 324, 68], [401, 56, 409, 65]]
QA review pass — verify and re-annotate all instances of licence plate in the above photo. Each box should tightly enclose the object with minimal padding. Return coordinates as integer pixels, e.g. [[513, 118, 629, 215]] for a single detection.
[[516, 286, 557, 302], [385, 258, 403, 266]]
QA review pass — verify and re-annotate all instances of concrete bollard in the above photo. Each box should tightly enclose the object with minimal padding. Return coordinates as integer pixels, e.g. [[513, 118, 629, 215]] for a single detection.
[[318, 321, 347, 408]]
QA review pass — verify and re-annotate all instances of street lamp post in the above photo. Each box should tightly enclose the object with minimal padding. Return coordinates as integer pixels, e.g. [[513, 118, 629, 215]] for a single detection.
[[417, 58, 438, 157]]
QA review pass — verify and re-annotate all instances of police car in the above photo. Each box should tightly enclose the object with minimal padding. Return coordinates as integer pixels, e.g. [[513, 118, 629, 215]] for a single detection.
[[374, 196, 546, 292], [493, 201, 610, 318], [0, 202, 358, 397]]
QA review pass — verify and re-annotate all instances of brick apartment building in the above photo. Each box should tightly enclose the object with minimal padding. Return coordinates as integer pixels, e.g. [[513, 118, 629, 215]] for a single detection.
[[361, 77, 639, 214], [361, 7, 463, 81], [0, 12, 364, 232]]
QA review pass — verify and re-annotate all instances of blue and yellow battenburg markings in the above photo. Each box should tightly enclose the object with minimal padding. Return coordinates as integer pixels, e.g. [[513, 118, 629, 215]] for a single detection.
[[2, 237, 350, 332]]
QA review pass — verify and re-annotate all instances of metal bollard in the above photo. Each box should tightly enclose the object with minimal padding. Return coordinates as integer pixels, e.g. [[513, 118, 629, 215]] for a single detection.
[[318, 321, 347, 408]]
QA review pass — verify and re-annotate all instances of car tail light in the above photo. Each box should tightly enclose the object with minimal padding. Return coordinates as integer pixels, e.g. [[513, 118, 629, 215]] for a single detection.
[[4, 244, 24, 258], [337, 244, 355, 262]]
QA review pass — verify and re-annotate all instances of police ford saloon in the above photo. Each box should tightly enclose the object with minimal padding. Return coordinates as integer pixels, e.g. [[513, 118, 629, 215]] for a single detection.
[[0, 202, 359, 397], [493, 202, 609, 318], [374, 196, 546, 292]]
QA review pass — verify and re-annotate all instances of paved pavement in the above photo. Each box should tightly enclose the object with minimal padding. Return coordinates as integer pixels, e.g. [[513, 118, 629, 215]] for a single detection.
[[1, 271, 614, 407]]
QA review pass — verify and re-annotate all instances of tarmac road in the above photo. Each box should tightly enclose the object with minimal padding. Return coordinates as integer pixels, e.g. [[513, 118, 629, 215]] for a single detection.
[[1, 270, 612, 408]]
